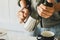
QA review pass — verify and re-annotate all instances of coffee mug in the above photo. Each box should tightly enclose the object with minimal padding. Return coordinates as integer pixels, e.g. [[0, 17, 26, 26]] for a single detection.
[[37, 31, 55, 40]]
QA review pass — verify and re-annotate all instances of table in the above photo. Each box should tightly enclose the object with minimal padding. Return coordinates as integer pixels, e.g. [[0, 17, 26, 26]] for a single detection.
[[0, 28, 60, 40], [0, 29, 37, 40]]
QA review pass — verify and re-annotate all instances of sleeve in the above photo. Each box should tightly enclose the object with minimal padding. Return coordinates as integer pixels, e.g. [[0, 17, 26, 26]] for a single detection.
[[57, 0, 60, 2], [17, 0, 31, 8], [55, 0, 60, 3], [56, 0, 60, 15], [18, 0, 21, 7]]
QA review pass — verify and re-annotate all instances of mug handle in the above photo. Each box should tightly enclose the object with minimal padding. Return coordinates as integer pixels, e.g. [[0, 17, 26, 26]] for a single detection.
[[37, 35, 42, 40]]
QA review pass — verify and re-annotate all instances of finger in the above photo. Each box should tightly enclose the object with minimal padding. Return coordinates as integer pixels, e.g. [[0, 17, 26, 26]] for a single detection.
[[17, 10, 23, 16], [20, 17, 27, 23], [24, 13, 28, 17], [37, 6, 49, 16], [18, 15, 26, 23], [41, 13, 50, 18], [42, 10, 53, 16], [39, 4, 47, 10], [37, 7, 50, 18], [18, 11, 23, 17], [39, 4, 52, 10], [18, 16, 25, 23], [23, 8, 29, 13], [19, 19, 24, 23], [23, 8, 29, 17], [44, 7, 54, 13], [37, 6, 53, 16], [20, 0, 27, 8], [18, 11, 25, 20], [37, 6, 43, 16], [39, 4, 54, 13]]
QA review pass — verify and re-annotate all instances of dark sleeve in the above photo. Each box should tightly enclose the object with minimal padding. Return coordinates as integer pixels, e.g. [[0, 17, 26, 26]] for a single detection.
[[56, 0, 60, 2], [57, 0, 60, 14], [57, 0, 60, 2], [18, 0, 21, 7], [26, 0, 31, 11]]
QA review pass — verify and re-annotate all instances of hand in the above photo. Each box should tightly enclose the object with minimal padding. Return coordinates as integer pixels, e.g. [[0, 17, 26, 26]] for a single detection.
[[37, 4, 55, 18], [20, 0, 27, 8], [17, 8, 29, 23]]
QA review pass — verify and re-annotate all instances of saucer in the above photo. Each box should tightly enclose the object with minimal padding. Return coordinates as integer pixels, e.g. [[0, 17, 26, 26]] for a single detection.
[[37, 37, 58, 40]]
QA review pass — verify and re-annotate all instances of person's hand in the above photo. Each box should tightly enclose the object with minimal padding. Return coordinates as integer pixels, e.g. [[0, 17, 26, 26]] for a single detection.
[[20, 0, 27, 8], [17, 8, 29, 23], [37, 4, 55, 18]]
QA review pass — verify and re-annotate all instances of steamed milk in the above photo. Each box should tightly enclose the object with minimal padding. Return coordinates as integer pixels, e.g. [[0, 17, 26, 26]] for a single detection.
[[41, 31, 54, 37]]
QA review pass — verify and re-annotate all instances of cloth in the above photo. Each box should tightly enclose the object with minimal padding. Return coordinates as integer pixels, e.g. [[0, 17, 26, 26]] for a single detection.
[[31, 0, 60, 27]]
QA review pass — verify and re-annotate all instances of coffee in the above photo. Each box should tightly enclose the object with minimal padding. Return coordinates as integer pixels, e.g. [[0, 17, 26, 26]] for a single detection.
[[41, 31, 54, 37]]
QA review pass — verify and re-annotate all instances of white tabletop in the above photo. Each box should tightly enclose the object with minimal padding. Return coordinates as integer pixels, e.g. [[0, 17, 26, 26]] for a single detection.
[[0, 29, 36, 40], [7, 31, 37, 40]]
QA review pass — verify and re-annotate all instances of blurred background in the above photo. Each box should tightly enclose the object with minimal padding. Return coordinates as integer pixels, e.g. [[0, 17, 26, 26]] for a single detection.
[[0, 0, 25, 31]]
